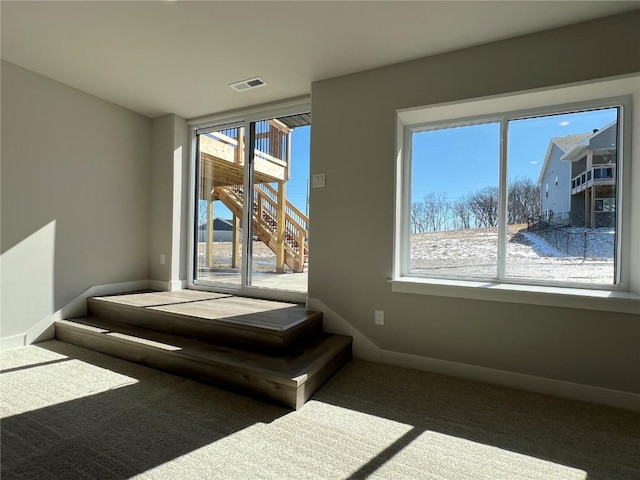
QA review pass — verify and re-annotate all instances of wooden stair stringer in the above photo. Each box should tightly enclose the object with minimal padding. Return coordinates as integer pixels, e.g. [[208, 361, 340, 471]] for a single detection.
[[214, 185, 306, 272]]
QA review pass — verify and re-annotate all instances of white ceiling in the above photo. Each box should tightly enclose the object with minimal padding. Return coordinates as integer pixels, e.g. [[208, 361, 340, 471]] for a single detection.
[[2, 1, 639, 119]]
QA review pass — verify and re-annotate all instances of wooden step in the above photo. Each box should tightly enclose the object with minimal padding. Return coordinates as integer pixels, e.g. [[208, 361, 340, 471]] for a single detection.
[[87, 291, 322, 351], [55, 316, 352, 410]]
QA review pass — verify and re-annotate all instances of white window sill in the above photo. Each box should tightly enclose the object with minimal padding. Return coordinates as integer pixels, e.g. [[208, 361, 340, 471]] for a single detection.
[[391, 277, 640, 314]]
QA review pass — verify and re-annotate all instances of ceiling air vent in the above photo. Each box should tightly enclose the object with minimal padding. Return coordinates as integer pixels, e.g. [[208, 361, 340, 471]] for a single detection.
[[229, 77, 267, 92]]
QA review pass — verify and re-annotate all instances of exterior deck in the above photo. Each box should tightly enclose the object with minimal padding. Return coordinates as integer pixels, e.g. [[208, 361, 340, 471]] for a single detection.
[[197, 119, 309, 274], [198, 129, 287, 191], [571, 165, 615, 195]]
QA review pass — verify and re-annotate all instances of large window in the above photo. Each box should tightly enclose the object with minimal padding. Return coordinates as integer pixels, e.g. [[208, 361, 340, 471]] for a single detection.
[[408, 107, 621, 286], [394, 77, 639, 303]]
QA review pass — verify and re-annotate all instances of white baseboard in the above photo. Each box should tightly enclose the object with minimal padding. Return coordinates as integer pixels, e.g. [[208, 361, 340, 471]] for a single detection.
[[1, 280, 150, 351], [0, 334, 27, 351], [171, 280, 188, 291], [149, 279, 187, 291], [307, 297, 640, 412]]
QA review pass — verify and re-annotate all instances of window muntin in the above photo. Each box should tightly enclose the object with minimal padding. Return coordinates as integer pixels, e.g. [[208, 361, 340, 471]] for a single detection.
[[405, 104, 621, 287]]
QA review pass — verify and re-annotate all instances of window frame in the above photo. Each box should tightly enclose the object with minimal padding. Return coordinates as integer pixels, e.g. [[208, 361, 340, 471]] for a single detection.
[[186, 96, 311, 304], [595, 198, 616, 213], [392, 75, 640, 313]]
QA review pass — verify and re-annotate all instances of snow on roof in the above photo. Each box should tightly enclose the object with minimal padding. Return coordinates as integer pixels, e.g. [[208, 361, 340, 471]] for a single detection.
[[561, 121, 617, 162], [550, 133, 591, 153], [538, 133, 591, 183]]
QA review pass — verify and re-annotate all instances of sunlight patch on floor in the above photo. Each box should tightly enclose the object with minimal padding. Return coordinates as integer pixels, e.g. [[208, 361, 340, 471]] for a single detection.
[[370, 430, 588, 480], [0, 346, 138, 419], [128, 422, 271, 480], [123, 400, 590, 479], [0, 344, 68, 371], [130, 400, 414, 479]]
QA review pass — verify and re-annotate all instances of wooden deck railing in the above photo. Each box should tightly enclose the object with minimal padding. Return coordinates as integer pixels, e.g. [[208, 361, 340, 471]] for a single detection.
[[214, 183, 308, 272], [207, 124, 290, 175]]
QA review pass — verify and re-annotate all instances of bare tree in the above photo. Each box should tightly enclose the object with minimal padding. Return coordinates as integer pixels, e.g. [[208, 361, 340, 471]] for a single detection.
[[411, 201, 427, 233], [423, 192, 451, 231], [452, 195, 472, 230], [468, 187, 499, 227], [508, 177, 540, 225], [411, 179, 538, 233]]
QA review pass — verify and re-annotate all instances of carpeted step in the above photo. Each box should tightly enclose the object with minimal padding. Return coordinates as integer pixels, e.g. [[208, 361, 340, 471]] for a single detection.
[[55, 316, 352, 410], [87, 291, 323, 351]]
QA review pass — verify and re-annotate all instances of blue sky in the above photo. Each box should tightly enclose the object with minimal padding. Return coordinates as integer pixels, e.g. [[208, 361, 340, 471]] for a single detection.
[[286, 126, 311, 215], [411, 107, 618, 202]]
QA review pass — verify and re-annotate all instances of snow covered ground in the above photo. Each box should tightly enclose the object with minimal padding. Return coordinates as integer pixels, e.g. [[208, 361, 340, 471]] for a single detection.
[[411, 226, 615, 285], [195, 226, 616, 285], [527, 227, 615, 259], [197, 241, 289, 273]]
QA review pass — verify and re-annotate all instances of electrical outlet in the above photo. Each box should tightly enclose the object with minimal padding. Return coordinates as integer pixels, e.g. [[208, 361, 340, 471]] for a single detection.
[[374, 310, 384, 325], [160, 254, 166, 265]]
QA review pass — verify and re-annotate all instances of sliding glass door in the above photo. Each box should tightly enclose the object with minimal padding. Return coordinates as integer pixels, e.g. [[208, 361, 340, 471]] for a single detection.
[[194, 124, 245, 287], [192, 109, 310, 299]]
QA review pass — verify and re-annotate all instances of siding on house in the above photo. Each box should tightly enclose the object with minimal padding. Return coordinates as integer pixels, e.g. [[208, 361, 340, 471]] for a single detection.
[[562, 122, 618, 228], [539, 134, 590, 221]]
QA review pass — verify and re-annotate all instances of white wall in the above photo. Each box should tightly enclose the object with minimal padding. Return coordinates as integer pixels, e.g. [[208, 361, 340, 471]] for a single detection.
[[1, 61, 151, 345], [310, 11, 640, 393], [149, 115, 174, 284], [148, 114, 190, 290]]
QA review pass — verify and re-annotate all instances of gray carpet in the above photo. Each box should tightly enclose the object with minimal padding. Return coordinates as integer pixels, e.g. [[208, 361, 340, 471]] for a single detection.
[[1, 340, 639, 479]]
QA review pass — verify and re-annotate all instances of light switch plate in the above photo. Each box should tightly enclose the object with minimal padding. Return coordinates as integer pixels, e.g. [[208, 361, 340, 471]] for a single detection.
[[312, 173, 326, 188]]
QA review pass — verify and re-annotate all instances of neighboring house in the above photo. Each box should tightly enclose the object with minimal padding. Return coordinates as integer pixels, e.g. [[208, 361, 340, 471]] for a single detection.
[[561, 121, 618, 228], [198, 218, 236, 242], [538, 133, 590, 225]]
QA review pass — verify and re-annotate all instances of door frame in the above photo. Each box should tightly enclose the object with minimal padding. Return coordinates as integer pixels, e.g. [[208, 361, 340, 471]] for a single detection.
[[187, 97, 311, 303]]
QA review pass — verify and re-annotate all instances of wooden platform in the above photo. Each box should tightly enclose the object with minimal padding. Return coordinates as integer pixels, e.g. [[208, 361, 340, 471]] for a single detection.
[[87, 291, 322, 350], [55, 291, 352, 409]]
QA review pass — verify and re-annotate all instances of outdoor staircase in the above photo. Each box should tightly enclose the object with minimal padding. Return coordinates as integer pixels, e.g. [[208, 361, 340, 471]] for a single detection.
[[215, 184, 308, 272], [55, 290, 352, 410]]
